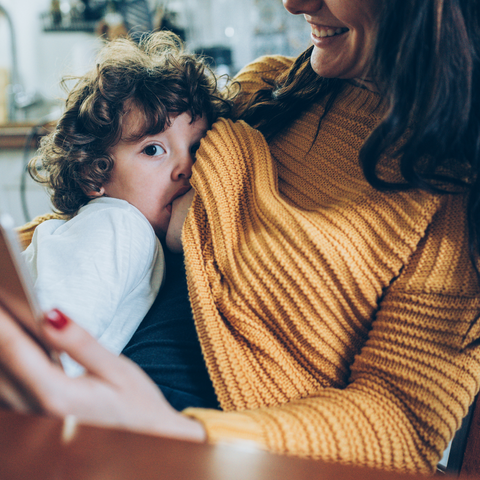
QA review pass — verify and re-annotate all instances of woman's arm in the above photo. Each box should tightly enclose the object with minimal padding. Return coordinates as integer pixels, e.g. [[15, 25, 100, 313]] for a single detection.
[[0, 304, 206, 441], [179, 118, 480, 473]]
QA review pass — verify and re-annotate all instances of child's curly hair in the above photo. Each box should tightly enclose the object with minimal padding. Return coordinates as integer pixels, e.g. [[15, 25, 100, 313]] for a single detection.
[[30, 31, 237, 217]]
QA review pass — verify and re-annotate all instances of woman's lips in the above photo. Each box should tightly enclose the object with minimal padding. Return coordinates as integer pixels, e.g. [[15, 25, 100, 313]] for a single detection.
[[309, 24, 349, 46], [311, 25, 349, 38]]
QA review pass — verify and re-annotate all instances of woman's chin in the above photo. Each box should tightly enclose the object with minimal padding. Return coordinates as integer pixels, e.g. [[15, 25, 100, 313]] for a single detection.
[[309, 46, 361, 80]]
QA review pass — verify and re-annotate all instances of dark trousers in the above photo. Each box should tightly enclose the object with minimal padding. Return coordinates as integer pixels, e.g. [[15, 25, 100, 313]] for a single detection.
[[122, 249, 219, 411]]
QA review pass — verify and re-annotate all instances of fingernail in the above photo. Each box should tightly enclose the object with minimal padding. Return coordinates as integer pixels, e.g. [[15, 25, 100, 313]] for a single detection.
[[45, 309, 68, 330]]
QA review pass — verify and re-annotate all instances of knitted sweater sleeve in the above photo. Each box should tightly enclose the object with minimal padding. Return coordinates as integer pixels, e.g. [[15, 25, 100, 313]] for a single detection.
[[182, 118, 480, 474]]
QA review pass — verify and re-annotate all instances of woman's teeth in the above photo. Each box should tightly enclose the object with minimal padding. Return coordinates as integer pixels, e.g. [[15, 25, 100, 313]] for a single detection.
[[312, 27, 348, 38]]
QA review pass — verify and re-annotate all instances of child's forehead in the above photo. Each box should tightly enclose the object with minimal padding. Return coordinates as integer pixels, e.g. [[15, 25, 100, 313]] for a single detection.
[[120, 107, 152, 141], [116, 102, 206, 146], [117, 108, 169, 145]]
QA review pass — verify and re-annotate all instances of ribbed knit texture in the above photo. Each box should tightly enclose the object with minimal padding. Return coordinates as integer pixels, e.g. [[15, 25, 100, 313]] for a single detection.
[[183, 57, 480, 474]]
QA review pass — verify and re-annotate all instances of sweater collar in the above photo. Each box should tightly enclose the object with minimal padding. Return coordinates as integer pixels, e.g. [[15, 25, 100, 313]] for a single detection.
[[334, 81, 386, 119]]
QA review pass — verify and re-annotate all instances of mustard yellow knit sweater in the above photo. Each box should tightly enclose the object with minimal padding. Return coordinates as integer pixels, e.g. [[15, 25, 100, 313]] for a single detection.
[[182, 57, 480, 474]]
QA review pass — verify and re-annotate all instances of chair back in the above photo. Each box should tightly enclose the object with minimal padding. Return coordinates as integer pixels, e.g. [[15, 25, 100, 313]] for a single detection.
[[459, 395, 480, 476], [441, 395, 480, 476]]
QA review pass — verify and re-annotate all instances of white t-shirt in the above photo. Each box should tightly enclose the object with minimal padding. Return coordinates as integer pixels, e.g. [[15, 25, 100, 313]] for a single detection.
[[22, 197, 165, 376]]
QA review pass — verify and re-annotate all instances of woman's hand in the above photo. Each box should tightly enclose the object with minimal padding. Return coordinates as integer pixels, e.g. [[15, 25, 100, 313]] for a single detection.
[[166, 188, 195, 253], [0, 305, 206, 442]]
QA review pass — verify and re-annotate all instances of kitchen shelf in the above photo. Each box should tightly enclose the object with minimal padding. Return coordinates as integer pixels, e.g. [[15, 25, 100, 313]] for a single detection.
[[40, 12, 98, 33]]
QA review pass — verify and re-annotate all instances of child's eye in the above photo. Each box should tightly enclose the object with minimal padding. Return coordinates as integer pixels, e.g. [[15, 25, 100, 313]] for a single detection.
[[143, 144, 165, 156]]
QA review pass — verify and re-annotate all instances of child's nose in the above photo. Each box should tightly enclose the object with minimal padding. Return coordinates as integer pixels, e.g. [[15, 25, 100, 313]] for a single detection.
[[172, 151, 194, 180]]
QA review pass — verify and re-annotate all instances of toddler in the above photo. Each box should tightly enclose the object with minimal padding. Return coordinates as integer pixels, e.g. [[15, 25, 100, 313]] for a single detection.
[[23, 31, 235, 376]]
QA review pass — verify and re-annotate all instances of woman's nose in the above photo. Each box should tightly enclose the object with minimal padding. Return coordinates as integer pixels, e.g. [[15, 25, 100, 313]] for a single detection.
[[172, 151, 194, 181], [283, 0, 323, 15]]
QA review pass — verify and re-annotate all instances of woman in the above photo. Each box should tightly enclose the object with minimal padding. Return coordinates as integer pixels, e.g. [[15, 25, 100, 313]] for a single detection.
[[1, 0, 479, 474]]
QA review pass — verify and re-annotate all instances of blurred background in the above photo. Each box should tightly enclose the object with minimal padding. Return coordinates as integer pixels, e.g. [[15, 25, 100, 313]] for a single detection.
[[0, 0, 310, 226]]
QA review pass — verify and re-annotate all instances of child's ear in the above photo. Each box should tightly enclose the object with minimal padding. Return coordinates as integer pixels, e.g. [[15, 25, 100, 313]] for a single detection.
[[87, 186, 105, 198]]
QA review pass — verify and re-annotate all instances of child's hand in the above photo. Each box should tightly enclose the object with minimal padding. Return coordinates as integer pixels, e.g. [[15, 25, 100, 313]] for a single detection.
[[166, 188, 195, 253]]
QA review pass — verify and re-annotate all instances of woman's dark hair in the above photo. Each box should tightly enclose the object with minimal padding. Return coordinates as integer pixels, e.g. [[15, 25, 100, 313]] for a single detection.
[[234, 46, 343, 141], [30, 31, 237, 216], [238, 0, 480, 279], [364, 0, 480, 276]]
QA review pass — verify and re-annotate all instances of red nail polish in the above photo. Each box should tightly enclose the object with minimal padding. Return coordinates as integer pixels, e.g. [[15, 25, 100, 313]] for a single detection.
[[45, 309, 68, 329]]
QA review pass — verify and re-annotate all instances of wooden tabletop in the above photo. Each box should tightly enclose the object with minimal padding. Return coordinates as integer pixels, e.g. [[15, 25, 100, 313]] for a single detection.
[[0, 409, 459, 480]]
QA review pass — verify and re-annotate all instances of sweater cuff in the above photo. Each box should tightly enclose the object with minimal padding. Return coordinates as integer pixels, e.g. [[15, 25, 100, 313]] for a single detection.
[[182, 408, 267, 449]]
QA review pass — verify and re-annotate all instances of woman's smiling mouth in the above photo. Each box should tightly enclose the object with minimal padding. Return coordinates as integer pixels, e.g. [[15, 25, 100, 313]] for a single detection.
[[311, 25, 349, 38]]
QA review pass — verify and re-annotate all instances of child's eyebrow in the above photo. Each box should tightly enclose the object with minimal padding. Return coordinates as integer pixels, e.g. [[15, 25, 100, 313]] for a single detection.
[[119, 124, 154, 143], [120, 132, 147, 144]]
